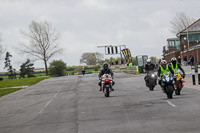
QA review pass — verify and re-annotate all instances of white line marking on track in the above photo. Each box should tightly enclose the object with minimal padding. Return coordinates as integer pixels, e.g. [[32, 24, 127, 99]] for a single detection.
[[44, 99, 52, 107], [38, 108, 44, 114], [165, 100, 176, 107], [38, 93, 58, 114]]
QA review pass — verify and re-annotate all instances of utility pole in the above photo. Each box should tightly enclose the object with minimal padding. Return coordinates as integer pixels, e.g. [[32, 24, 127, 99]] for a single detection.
[[187, 28, 189, 49]]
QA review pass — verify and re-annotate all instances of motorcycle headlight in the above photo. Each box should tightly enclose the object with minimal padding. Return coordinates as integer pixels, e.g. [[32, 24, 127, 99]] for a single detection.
[[152, 74, 155, 78]]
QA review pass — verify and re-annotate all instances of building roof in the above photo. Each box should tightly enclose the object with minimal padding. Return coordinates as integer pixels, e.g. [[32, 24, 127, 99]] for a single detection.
[[167, 38, 179, 41], [177, 18, 200, 36], [189, 43, 200, 49]]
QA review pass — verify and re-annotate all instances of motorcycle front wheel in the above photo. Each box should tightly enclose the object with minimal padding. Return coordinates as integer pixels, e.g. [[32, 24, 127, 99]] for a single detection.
[[105, 87, 110, 97], [175, 81, 182, 95], [166, 85, 174, 99], [148, 78, 155, 91]]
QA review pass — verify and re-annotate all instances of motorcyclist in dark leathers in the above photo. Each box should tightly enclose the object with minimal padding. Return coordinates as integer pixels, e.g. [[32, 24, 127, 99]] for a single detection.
[[144, 59, 157, 87], [82, 67, 86, 76], [98, 62, 115, 91]]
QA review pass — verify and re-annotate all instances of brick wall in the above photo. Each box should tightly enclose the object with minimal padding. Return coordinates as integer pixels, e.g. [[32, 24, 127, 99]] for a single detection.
[[181, 48, 200, 63], [163, 51, 180, 63]]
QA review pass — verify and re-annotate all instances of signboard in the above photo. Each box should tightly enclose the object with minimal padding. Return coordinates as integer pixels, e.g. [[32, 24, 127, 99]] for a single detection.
[[105, 46, 120, 55], [122, 48, 132, 63]]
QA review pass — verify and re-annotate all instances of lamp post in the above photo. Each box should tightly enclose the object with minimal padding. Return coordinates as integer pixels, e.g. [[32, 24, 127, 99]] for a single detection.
[[186, 29, 189, 49]]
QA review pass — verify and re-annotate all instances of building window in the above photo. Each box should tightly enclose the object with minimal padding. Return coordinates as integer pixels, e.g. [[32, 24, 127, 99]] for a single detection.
[[172, 41, 175, 46], [198, 34, 200, 40], [188, 34, 193, 42], [188, 34, 200, 42], [194, 34, 198, 41]]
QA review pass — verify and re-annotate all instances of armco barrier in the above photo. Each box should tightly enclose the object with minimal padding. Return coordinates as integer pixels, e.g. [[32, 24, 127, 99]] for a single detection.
[[125, 66, 139, 74]]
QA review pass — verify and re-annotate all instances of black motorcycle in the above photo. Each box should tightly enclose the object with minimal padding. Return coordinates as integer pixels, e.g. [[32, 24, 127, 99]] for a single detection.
[[161, 73, 175, 99], [146, 71, 157, 91]]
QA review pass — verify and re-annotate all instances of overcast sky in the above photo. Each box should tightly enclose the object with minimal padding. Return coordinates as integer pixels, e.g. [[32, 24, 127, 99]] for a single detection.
[[0, 0, 200, 71]]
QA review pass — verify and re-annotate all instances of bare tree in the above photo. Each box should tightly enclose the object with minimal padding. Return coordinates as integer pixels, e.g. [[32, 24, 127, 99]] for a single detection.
[[80, 52, 104, 65], [170, 12, 195, 34], [17, 21, 62, 75]]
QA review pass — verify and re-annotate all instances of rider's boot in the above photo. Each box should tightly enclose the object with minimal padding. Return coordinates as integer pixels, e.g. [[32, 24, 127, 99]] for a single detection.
[[99, 87, 102, 91]]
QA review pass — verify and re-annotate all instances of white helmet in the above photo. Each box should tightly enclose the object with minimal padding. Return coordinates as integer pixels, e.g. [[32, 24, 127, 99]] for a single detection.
[[147, 59, 151, 64], [160, 60, 167, 65], [171, 57, 177, 62]]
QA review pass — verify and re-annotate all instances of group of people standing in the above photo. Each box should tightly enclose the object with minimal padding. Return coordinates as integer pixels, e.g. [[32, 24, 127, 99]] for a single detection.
[[182, 55, 194, 66]]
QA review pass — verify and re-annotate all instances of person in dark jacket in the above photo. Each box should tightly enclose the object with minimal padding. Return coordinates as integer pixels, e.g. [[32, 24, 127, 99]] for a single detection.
[[170, 57, 185, 78], [98, 62, 115, 91], [144, 59, 157, 86], [183, 56, 187, 66], [178, 56, 181, 65], [190, 55, 194, 66]]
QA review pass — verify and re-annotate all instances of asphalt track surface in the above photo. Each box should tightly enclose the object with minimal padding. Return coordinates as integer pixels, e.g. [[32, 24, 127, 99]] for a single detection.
[[0, 73, 200, 133]]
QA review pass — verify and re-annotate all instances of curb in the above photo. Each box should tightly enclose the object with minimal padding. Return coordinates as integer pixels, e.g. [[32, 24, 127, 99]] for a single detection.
[[0, 86, 29, 89]]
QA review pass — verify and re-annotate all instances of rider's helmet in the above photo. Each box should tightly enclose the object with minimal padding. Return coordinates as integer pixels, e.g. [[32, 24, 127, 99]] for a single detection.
[[147, 59, 151, 65], [160, 60, 167, 69], [171, 57, 177, 66], [103, 62, 109, 71]]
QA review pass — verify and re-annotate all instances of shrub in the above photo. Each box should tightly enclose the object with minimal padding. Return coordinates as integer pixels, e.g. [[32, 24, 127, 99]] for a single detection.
[[94, 65, 101, 71], [49, 60, 67, 76]]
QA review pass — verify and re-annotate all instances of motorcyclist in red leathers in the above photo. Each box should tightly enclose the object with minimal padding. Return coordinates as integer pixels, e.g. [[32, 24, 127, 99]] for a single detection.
[[98, 62, 115, 91]]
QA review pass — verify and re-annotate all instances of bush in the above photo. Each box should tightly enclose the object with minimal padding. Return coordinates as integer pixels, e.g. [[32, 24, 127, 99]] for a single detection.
[[94, 65, 101, 71], [49, 60, 67, 76], [66, 66, 76, 71]]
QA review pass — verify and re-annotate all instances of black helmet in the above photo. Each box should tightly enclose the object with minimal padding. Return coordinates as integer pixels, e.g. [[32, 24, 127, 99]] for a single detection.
[[171, 57, 177, 65], [103, 62, 109, 70]]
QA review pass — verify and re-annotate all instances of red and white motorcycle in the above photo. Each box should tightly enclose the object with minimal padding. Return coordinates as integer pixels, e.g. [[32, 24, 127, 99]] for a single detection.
[[101, 74, 113, 97]]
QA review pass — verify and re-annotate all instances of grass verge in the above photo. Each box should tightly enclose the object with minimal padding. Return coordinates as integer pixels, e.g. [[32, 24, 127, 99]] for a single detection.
[[0, 76, 50, 88], [0, 88, 22, 97]]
